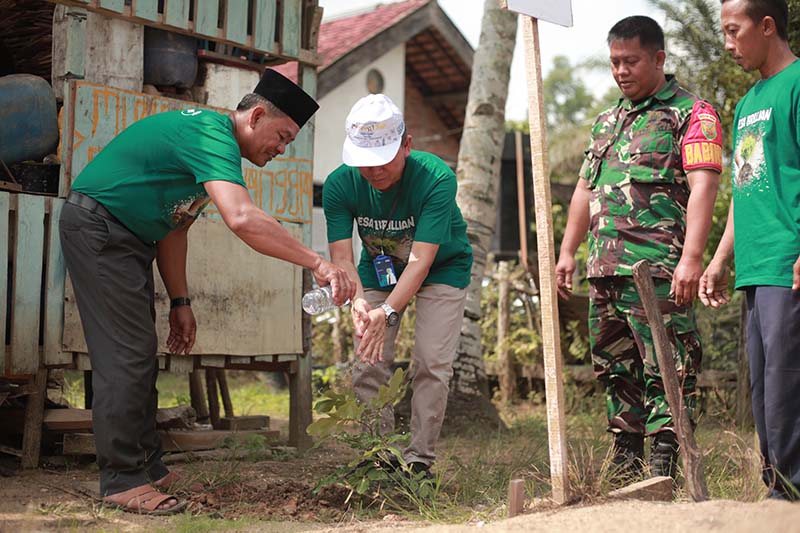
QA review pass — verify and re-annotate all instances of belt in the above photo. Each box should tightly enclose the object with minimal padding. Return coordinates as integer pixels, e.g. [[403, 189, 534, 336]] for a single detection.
[[66, 191, 119, 222]]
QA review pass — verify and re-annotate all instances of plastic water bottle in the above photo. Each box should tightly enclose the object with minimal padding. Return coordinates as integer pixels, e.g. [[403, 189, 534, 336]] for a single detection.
[[302, 286, 336, 315]]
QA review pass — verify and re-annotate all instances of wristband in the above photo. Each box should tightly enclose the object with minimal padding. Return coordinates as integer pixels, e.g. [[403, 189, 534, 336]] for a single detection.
[[170, 297, 191, 309]]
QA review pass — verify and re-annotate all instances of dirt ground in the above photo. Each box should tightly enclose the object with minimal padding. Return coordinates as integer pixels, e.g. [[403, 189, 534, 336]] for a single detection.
[[3, 450, 800, 533]]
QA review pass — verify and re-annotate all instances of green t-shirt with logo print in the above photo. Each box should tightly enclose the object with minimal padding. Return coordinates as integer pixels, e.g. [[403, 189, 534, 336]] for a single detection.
[[322, 150, 473, 290], [71, 109, 246, 243], [731, 59, 800, 289]]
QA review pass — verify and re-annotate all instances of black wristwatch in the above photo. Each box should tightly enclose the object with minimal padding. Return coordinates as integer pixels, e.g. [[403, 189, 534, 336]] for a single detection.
[[379, 303, 399, 327], [170, 297, 191, 309]]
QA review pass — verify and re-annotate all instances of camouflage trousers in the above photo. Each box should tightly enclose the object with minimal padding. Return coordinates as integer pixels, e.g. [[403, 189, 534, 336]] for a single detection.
[[588, 276, 702, 436]]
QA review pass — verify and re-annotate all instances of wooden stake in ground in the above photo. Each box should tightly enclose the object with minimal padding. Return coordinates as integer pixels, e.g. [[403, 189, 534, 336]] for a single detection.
[[509, 478, 526, 517], [496, 261, 515, 403], [501, 0, 573, 505], [631, 260, 709, 502], [520, 15, 569, 506]]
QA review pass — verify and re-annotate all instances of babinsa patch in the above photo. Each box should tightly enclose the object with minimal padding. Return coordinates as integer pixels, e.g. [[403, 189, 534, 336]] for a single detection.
[[698, 112, 718, 141]]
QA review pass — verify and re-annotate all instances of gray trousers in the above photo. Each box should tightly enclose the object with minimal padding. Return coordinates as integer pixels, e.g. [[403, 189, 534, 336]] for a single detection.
[[746, 286, 800, 499], [60, 200, 168, 496], [353, 284, 466, 466]]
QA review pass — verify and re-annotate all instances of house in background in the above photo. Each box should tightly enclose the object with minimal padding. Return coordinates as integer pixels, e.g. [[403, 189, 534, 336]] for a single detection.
[[277, 0, 474, 255]]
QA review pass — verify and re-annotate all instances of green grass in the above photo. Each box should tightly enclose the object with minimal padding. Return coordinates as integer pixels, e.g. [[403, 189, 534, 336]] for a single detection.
[[63, 370, 768, 524], [63, 370, 290, 420]]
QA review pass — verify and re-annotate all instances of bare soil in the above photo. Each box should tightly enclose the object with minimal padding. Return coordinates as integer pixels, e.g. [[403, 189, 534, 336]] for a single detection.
[[1, 431, 799, 533]]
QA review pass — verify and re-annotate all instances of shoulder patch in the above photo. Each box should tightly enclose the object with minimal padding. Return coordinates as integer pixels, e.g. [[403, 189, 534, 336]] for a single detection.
[[682, 101, 723, 173]]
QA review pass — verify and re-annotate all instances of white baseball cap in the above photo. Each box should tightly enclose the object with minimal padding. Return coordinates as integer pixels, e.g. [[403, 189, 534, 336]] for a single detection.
[[342, 94, 405, 167]]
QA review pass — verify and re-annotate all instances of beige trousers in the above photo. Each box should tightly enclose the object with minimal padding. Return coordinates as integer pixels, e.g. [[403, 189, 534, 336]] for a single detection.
[[353, 283, 467, 466]]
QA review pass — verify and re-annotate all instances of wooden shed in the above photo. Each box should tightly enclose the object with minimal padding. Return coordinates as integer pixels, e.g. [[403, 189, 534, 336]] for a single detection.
[[0, 0, 322, 467]]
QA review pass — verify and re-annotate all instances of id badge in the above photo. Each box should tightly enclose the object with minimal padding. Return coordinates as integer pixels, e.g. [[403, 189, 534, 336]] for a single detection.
[[373, 254, 398, 287]]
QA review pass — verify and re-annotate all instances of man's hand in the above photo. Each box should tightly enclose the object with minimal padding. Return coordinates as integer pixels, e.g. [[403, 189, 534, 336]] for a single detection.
[[671, 255, 703, 306], [793, 254, 800, 291], [556, 253, 576, 300], [312, 258, 356, 306], [167, 306, 196, 355], [351, 297, 372, 337], [356, 308, 387, 365], [698, 258, 732, 308]]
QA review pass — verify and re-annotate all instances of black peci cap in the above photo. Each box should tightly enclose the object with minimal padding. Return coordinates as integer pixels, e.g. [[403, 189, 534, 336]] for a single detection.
[[253, 68, 319, 128]]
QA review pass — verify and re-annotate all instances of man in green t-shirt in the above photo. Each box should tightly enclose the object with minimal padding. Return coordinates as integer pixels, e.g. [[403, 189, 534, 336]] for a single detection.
[[701, 0, 800, 501], [323, 94, 473, 478], [59, 69, 355, 513]]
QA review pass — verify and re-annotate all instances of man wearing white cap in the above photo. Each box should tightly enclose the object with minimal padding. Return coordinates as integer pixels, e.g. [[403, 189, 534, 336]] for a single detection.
[[323, 94, 473, 476]]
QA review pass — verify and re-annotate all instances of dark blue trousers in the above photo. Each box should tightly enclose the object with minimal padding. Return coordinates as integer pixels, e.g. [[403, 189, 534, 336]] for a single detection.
[[746, 286, 800, 499]]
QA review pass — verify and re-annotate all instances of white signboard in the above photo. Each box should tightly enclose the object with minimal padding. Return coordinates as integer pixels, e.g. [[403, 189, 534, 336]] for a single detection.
[[503, 0, 573, 27]]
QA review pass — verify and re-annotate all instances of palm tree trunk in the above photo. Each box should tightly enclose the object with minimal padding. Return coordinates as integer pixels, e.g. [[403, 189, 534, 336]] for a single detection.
[[445, 0, 518, 431]]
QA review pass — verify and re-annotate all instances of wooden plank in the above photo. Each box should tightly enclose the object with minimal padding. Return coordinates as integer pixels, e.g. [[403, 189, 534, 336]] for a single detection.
[[253, 0, 278, 54], [164, 0, 190, 29], [98, 0, 124, 13], [132, 0, 159, 21], [52, 0, 320, 64], [281, 0, 302, 58], [521, 16, 569, 505], [194, 0, 220, 39], [44, 199, 70, 367], [608, 476, 673, 502], [217, 370, 234, 418], [169, 355, 195, 373], [632, 260, 709, 502], [76, 353, 91, 370], [509, 479, 525, 517], [0, 193, 9, 376], [63, 429, 280, 455], [0, 408, 92, 433], [219, 415, 269, 431], [224, 0, 248, 45], [201, 355, 226, 368], [21, 368, 48, 468], [11, 195, 46, 375], [51, 5, 87, 101]]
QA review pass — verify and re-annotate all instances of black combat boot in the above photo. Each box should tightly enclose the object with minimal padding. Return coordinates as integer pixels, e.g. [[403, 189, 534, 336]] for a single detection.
[[611, 432, 645, 482], [650, 431, 680, 479]]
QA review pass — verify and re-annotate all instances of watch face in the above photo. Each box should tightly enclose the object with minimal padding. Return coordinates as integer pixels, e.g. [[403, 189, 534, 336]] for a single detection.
[[387, 312, 399, 327]]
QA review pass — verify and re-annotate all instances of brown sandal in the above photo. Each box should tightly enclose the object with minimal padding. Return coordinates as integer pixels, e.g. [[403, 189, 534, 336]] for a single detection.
[[154, 470, 204, 493], [102, 484, 187, 515]]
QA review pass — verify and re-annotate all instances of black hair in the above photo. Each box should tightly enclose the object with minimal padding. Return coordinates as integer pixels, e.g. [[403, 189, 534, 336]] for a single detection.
[[236, 93, 287, 117], [607, 16, 665, 52], [721, 0, 789, 40]]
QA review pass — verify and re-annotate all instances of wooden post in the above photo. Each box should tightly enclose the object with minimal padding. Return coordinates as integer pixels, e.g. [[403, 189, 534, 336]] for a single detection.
[[497, 261, 515, 403], [216, 370, 235, 419], [21, 367, 48, 468], [509, 478, 526, 517], [515, 130, 529, 271], [205, 368, 221, 430], [83, 370, 93, 409], [189, 371, 210, 422], [521, 15, 569, 505], [631, 260, 709, 502], [735, 298, 753, 429], [289, 267, 313, 450]]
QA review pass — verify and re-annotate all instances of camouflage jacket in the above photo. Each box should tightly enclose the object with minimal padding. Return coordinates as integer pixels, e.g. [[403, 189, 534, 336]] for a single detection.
[[579, 75, 723, 280]]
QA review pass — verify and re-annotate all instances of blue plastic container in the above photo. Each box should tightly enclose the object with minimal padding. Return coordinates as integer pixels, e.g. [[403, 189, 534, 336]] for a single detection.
[[143, 28, 198, 89], [0, 74, 59, 165]]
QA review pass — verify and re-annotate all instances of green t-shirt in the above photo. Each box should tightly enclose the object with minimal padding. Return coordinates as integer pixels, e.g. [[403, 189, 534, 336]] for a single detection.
[[322, 150, 473, 290], [71, 109, 246, 243], [731, 59, 800, 289]]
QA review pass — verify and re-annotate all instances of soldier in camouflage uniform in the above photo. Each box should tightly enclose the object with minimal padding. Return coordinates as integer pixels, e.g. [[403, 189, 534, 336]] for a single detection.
[[555, 16, 723, 480]]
